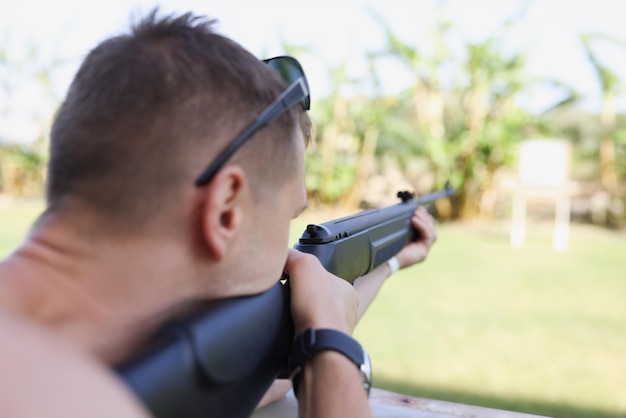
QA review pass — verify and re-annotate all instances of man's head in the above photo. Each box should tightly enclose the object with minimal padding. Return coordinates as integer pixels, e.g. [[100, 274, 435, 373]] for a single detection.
[[44, 10, 311, 296], [47, 10, 309, 232]]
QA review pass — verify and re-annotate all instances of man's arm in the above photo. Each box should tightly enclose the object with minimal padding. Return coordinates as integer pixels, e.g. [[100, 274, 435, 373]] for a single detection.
[[0, 312, 150, 418], [296, 351, 371, 418], [288, 207, 436, 417], [286, 249, 373, 418], [354, 206, 437, 319]]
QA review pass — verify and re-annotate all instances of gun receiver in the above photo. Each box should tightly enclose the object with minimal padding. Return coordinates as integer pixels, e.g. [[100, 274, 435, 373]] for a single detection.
[[295, 182, 454, 283]]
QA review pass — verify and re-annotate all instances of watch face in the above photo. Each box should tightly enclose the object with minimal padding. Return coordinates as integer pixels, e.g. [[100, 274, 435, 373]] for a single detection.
[[360, 348, 372, 394]]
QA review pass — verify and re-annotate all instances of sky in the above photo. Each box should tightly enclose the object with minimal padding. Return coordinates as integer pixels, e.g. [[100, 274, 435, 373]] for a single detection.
[[2, 0, 626, 143]]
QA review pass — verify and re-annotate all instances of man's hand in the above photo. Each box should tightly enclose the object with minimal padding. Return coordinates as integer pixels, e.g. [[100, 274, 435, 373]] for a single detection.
[[258, 211, 437, 413], [285, 249, 359, 336], [395, 206, 438, 269], [283, 250, 372, 418]]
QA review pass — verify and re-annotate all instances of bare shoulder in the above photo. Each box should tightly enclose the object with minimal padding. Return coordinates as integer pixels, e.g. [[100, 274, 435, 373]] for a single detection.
[[0, 312, 150, 418]]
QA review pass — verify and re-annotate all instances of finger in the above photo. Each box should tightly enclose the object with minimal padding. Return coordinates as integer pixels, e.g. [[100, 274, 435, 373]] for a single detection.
[[282, 248, 299, 278], [411, 213, 437, 245], [285, 249, 319, 274], [415, 206, 434, 222], [411, 212, 431, 237]]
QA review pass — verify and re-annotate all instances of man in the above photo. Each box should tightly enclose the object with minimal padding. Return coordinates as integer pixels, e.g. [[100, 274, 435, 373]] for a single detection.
[[0, 10, 437, 417]]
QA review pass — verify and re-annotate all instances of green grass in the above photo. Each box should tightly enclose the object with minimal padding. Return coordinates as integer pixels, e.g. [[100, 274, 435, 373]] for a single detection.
[[2, 201, 625, 417], [0, 198, 44, 257]]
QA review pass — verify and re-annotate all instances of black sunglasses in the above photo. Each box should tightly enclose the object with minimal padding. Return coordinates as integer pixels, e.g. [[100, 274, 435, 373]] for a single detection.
[[195, 56, 310, 185]]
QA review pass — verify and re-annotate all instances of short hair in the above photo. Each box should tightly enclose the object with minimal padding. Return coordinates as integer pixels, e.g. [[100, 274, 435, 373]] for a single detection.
[[47, 9, 310, 228]]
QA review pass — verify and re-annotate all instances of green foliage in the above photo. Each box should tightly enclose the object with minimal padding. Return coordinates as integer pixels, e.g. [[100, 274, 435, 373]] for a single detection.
[[552, 33, 626, 227], [366, 7, 533, 218], [304, 59, 365, 206], [579, 33, 626, 95], [615, 128, 626, 177], [0, 144, 47, 196], [0, 36, 58, 197], [300, 5, 625, 224], [305, 150, 357, 204]]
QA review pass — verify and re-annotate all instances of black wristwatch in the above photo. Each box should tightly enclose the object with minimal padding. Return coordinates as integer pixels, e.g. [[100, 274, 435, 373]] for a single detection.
[[288, 328, 372, 397]]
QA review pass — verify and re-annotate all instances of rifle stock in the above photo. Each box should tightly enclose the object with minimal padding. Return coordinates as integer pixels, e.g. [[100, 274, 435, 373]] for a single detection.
[[116, 185, 453, 417], [116, 282, 293, 418]]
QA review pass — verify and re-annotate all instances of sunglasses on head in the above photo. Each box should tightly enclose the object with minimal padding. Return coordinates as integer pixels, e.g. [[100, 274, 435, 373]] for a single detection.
[[195, 55, 310, 186]]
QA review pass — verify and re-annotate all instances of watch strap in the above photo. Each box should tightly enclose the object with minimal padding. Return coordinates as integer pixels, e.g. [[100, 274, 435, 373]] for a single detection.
[[288, 328, 367, 397], [387, 256, 400, 275]]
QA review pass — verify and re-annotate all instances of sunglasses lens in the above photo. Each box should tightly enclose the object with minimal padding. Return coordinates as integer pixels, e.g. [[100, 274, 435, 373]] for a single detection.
[[265, 56, 310, 110]]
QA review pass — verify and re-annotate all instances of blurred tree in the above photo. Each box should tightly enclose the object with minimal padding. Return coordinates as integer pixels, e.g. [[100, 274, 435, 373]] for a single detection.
[[0, 144, 46, 196], [273, 4, 624, 227], [339, 53, 386, 209], [579, 33, 626, 226], [370, 3, 532, 219], [306, 65, 364, 206], [0, 38, 61, 196], [280, 42, 363, 207]]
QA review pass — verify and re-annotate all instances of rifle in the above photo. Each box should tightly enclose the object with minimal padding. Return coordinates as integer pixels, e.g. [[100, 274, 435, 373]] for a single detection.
[[116, 184, 454, 418], [294, 181, 454, 283]]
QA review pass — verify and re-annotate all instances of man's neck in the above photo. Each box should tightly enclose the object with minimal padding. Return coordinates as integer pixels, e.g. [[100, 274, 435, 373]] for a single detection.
[[0, 214, 202, 364]]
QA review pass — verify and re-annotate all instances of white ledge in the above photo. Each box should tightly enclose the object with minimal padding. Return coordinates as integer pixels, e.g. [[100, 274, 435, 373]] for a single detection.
[[253, 388, 550, 418]]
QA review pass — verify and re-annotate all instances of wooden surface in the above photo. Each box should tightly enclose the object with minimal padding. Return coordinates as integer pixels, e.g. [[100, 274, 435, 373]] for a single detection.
[[254, 388, 550, 418]]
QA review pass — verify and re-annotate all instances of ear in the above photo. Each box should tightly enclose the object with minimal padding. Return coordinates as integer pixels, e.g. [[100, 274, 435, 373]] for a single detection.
[[199, 165, 250, 260]]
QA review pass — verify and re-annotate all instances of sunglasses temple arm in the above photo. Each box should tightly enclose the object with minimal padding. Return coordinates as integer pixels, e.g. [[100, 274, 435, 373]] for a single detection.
[[255, 78, 308, 125], [195, 79, 308, 185], [194, 124, 259, 184]]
